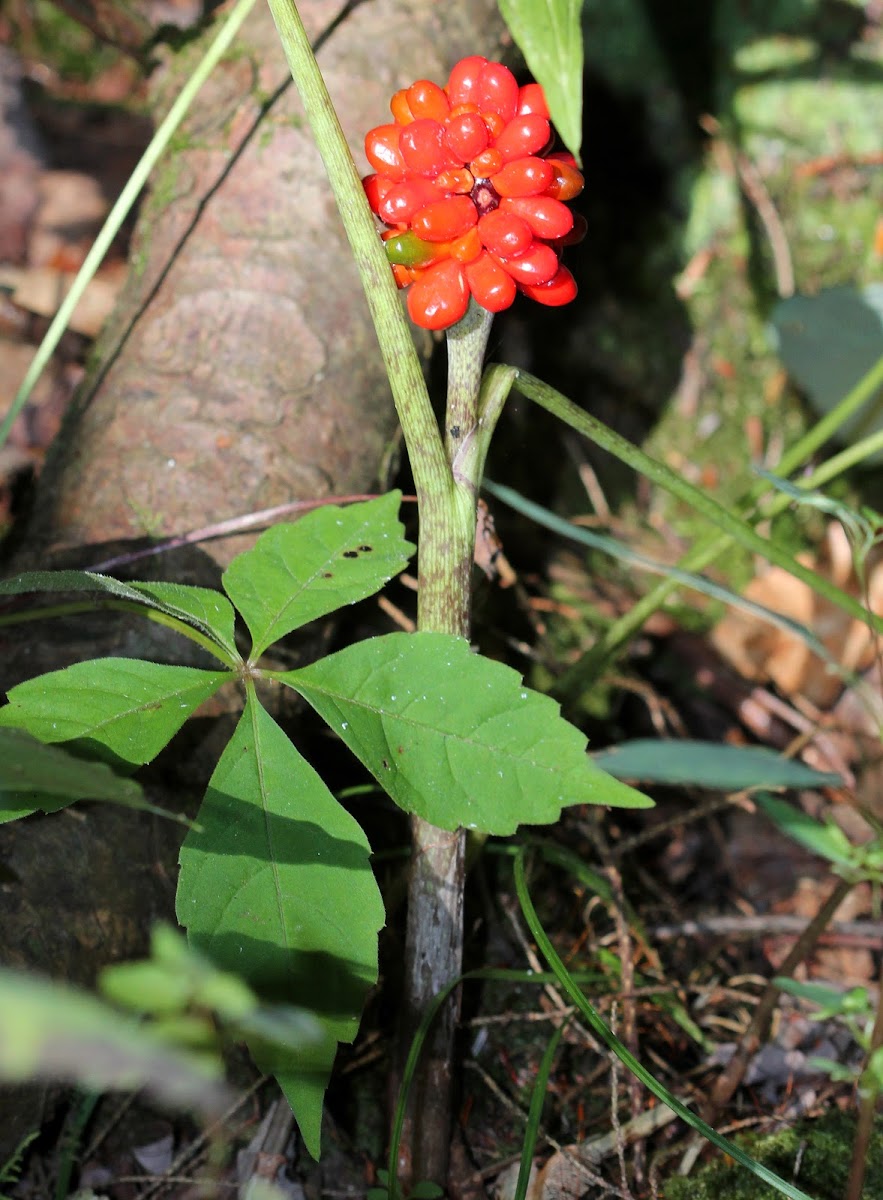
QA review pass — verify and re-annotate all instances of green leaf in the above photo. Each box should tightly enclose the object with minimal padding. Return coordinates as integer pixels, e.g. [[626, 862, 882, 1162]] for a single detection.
[[282, 632, 650, 834], [755, 793, 856, 867], [0, 659, 229, 767], [593, 740, 843, 790], [0, 967, 229, 1116], [771, 287, 883, 463], [497, 0, 583, 162], [127, 582, 239, 659], [0, 570, 239, 662], [176, 696, 384, 1158], [0, 728, 148, 822], [222, 493, 413, 659]]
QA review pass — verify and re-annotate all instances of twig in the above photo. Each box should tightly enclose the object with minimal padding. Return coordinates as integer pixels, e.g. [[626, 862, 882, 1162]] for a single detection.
[[700, 875, 855, 1128]]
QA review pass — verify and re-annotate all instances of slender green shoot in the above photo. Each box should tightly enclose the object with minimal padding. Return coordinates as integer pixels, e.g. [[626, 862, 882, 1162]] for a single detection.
[[513, 849, 813, 1200]]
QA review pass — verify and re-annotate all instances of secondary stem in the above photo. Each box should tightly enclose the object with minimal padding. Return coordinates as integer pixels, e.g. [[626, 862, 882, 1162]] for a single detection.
[[400, 302, 494, 1189]]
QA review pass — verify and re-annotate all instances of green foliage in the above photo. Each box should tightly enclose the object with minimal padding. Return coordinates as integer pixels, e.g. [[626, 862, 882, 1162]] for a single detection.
[[664, 1111, 883, 1200], [0, 728, 151, 822], [0, 660, 229, 767], [222, 490, 413, 658], [282, 632, 649, 833], [593, 740, 842, 791], [772, 288, 883, 465], [496, 0, 583, 162], [176, 696, 382, 1158], [0, 494, 645, 1155]]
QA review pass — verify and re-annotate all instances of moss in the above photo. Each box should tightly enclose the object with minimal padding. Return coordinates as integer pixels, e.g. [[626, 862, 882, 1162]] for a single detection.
[[664, 1110, 883, 1200]]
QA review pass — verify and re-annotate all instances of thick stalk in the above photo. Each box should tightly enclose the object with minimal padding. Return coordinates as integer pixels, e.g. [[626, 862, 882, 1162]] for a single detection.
[[399, 302, 493, 1189]]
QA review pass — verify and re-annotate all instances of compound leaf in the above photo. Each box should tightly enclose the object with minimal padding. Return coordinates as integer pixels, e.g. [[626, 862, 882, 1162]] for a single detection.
[[282, 633, 650, 833], [222, 493, 413, 658], [0, 659, 229, 767], [176, 696, 383, 1159]]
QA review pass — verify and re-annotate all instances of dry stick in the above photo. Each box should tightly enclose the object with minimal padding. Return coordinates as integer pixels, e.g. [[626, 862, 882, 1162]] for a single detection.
[[845, 957, 883, 1200], [701, 875, 854, 1127], [606, 866, 644, 1190]]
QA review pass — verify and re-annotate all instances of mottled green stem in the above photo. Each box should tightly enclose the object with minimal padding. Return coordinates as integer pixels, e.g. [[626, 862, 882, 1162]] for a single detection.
[[400, 302, 494, 1190]]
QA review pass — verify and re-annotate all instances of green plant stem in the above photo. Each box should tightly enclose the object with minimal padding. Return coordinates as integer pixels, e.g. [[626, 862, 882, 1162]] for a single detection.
[[846, 957, 883, 1200], [398, 303, 494, 1189], [0, 0, 260, 453], [263, 0, 464, 632], [547, 351, 883, 689]]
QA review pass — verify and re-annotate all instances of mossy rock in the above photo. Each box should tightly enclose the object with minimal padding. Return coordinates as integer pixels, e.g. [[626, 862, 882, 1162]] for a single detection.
[[665, 1110, 883, 1200]]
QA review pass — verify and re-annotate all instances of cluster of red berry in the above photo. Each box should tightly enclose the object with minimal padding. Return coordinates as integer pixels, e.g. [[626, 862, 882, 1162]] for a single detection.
[[363, 56, 585, 331]]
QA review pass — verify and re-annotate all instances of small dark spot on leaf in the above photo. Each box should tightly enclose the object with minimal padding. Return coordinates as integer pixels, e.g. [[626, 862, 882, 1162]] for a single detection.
[[323, 572, 333, 579], [343, 550, 358, 558], [381, 758, 390, 770], [358, 545, 372, 553], [450, 425, 461, 438], [397, 745, 405, 755]]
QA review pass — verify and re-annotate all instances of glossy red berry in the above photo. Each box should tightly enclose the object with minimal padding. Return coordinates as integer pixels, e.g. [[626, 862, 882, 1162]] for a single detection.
[[520, 264, 578, 306], [412, 195, 478, 242], [363, 57, 585, 329], [408, 258, 469, 329]]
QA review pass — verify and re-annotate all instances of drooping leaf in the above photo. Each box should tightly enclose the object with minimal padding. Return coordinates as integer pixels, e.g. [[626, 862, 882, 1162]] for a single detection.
[[0, 570, 239, 662], [755, 793, 856, 867], [0, 659, 229, 767], [222, 492, 413, 658], [0, 728, 193, 824], [497, 0, 583, 162], [281, 632, 650, 834], [176, 696, 383, 1158], [771, 286, 883, 463], [126, 582, 239, 659], [593, 740, 843, 791], [0, 968, 229, 1116]]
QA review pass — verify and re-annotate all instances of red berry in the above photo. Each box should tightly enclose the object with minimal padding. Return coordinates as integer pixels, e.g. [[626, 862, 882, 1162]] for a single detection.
[[378, 178, 441, 225], [477, 209, 534, 258], [476, 62, 518, 122], [390, 89, 414, 125], [546, 159, 585, 202], [494, 240, 559, 285], [406, 80, 451, 123], [516, 83, 550, 119], [400, 119, 452, 176], [465, 251, 517, 312], [470, 148, 504, 177], [449, 227, 482, 264], [444, 111, 489, 162], [446, 56, 488, 107], [520, 264, 578, 306], [433, 167, 475, 194], [363, 173, 394, 213], [500, 196, 574, 240], [491, 157, 554, 197], [365, 124, 407, 180], [412, 195, 478, 242], [482, 111, 506, 140], [408, 258, 469, 329], [494, 114, 551, 162]]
